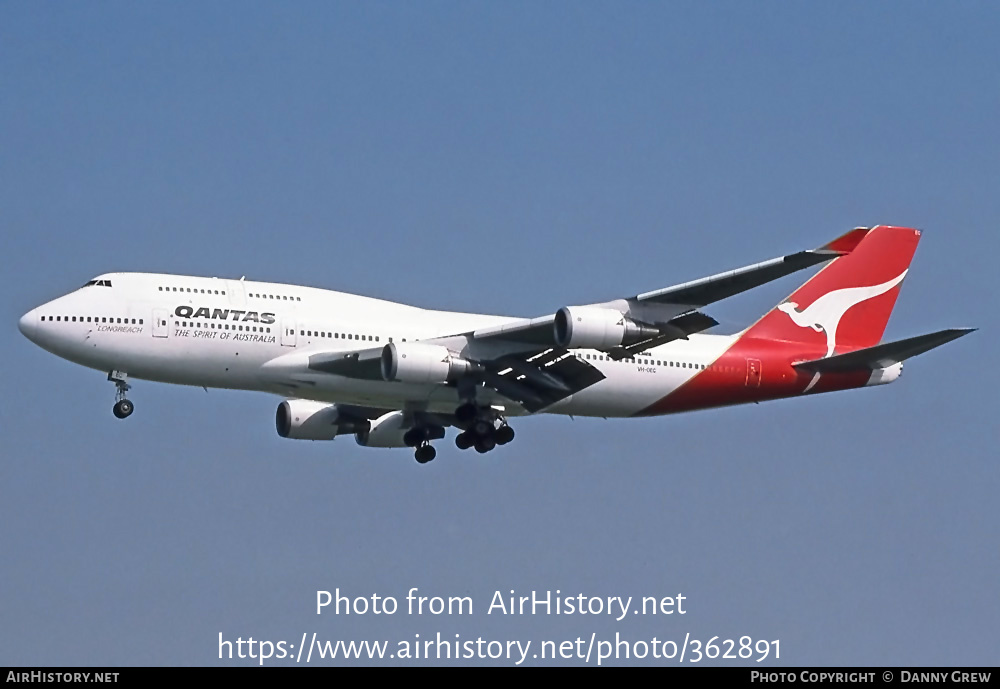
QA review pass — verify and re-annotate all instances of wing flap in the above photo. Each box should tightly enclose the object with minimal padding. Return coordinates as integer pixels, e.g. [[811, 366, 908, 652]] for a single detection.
[[487, 348, 605, 412]]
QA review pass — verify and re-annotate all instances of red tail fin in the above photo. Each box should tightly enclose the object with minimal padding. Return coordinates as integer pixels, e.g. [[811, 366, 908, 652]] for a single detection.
[[746, 226, 921, 356]]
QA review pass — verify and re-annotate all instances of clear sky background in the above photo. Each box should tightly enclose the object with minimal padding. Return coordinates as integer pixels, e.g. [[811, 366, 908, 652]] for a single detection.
[[2, 2, 996, 666]]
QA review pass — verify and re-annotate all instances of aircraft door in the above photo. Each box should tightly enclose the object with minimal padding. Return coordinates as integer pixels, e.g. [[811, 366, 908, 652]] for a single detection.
[[281, 320, 297, 347], [226, 279, 247, 308], [746, 358, 762, 388], [153, 309, 170, 338]]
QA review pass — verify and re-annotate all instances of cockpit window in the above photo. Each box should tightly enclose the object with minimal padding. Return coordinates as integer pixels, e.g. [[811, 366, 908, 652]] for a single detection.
[[82, 279, 112, 288]]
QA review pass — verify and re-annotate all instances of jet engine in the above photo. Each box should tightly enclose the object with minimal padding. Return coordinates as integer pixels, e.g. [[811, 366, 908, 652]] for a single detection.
[[355, 410, 410, 448], [275, 399, 367, 440], [553, 306, 661, 349], [380, 342, 477, 384]]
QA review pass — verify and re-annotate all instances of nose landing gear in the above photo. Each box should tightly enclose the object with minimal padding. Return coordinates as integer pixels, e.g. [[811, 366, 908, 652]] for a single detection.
[[112, 399, 134, 419], [108, 370, 134, 419]]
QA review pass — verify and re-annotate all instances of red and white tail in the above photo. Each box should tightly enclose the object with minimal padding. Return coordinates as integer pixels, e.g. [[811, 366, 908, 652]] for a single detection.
[[746, 226, 921, 356]]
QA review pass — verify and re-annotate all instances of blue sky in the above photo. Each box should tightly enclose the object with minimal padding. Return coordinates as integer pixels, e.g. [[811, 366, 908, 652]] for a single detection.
[[2, 2, 996, 665]]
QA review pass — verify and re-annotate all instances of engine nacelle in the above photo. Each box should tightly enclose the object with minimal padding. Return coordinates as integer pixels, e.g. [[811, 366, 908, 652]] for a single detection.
[[380, 342, 477, 384], [553, 306, 660, 349], [355, 411, 410, 448], [276, 399, 365, 440]]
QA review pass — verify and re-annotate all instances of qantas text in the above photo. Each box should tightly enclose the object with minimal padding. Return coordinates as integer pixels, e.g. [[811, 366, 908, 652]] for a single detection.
[[174, 306, 275, 324]]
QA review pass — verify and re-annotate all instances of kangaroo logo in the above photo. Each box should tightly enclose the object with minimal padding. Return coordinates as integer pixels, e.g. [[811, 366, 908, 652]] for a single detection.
[[777, 270, 908, 358]]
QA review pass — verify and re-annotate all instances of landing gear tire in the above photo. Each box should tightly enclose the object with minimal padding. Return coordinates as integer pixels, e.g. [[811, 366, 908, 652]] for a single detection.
[[414, 444, 436, 464], [455, 431, 474, 450], [472, 419, 494, 437], [474, 436, 496, 454], [495, 425, 515, 445], [113, 399, 134, 419]]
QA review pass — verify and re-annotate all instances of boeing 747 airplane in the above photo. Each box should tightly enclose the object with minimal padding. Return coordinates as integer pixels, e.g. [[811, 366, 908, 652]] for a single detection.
[[18, 225, 972, 463]]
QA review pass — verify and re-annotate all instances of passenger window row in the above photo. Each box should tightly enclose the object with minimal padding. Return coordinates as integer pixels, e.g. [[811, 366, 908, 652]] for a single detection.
[[250, 292, 301, 302], [580, 352, 716, 370], [298, 330, 378, 342], [42, 315, 142, 325], [159, 286, 225, 295], [176, 321, 271, 333]]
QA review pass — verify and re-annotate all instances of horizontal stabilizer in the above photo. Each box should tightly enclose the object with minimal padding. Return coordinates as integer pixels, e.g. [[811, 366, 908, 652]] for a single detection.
[[793, 328, 975, 373]]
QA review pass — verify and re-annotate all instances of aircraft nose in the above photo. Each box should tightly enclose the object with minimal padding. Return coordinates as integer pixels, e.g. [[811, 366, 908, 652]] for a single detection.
[[18, 309, 38, 342]]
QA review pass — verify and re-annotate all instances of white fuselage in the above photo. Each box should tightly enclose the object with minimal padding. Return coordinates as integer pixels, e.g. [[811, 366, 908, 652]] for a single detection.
[[19, 272, 734, 418]]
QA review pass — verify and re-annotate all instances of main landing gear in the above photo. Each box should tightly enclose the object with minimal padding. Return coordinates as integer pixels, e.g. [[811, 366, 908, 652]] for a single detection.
[[404, 425, 445, 464], [453, 403, 515, 455], [414, 444, 436, 464], [108, 370, 134, 419]]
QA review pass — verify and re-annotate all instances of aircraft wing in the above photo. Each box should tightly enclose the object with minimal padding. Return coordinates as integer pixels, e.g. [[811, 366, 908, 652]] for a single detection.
[[628, 227, 867, 306], [306, 344, 605, 413], [465, 227, 869, 347]]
